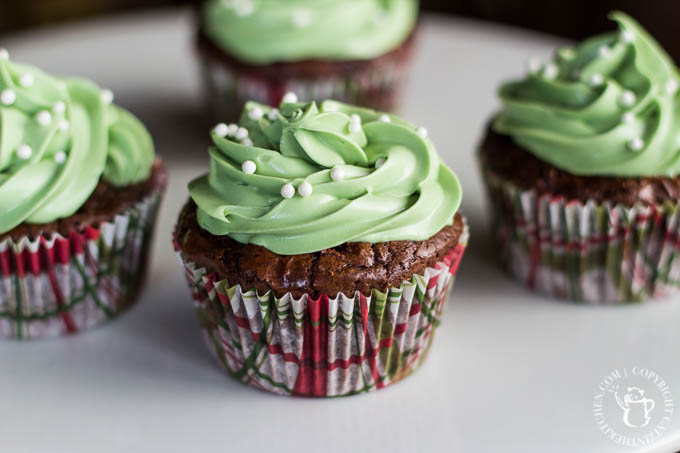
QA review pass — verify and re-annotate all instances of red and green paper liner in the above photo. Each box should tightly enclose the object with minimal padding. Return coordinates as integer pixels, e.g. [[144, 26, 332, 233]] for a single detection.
[[175, 225, 468, 397], [481, 165, 680, 303], [0, 161, 167, 339]]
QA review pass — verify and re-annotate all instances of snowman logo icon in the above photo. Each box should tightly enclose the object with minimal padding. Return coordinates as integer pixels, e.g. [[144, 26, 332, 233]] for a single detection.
[[614, 386, 655, 428]]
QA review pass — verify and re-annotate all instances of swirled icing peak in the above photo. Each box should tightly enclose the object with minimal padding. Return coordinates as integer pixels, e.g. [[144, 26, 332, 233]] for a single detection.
[[202, 0, 418, 64], [0, 52, 155, 234], [189, 96, 461, 254], [494, 12, 680, 177]]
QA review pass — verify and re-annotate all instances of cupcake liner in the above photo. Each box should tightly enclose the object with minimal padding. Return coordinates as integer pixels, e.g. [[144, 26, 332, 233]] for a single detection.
[[175, 224, 468, 397], [481, 165, 680, 303], [0, 163, 167, 339]]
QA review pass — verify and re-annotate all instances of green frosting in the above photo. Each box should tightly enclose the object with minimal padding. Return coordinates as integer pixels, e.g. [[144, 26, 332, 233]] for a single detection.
[[494, 12, 680, 177], [202, 0, 418, 65], [0, 55, 155, 234], [189, 99, 461, 255]]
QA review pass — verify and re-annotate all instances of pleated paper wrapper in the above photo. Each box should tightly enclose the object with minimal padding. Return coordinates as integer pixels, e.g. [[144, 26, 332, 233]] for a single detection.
[[175, 226, 468, 397], [0, 163, 166, 339], [481, 165, 680, 303]]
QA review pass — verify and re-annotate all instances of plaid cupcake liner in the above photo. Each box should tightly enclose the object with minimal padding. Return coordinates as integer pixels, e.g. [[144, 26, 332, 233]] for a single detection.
[[0, 163, 166, 339], [175, 224, 468, 397], [481, 166, 680, 303]]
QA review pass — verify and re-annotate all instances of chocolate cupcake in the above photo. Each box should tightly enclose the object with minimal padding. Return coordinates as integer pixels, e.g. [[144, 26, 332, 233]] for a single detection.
[[479, 12, 680, 303], [174, 98, 467, 396], [197, 0, 419, 121], [0, 51, 167, 338]]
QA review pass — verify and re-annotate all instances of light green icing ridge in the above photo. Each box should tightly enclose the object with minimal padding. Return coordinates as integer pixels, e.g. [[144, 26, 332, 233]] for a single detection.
[[0, 56, 155, 234], [202, 0, 418, 65], [189, 99, 461, 255], [494, 12, 680, 177]]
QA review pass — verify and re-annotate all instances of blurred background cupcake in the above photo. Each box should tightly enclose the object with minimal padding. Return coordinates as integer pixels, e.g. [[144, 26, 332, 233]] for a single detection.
[[196, 0, 420, 120], [0, 52, 167, 339]]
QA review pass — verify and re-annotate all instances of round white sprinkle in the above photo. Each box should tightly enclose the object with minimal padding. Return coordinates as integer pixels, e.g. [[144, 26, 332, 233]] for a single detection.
[[282, 92, 298, 104], [620, 90, 636, 107], [242, 160, 256, 174], [378, 114, 391, 123], [100, 89, 114, 104], [0, 48, 8, 60], [526, 58, 542, 74], [267, 108, 279, 121], [280, 183, 295, 199], [241, 138, 253, 147], [248, 106, 264, 120], [16, 144, 32, 160], [227, 123, 239, 136], [621, 112, 635, 124], [416, 126, 428, 138], [213, 123, 229, 137], [52, 101, 66, 114], [588, 73, 604, 87], [235, 127, 249, 141], [298, 181, 313, 197], [54, 151, 67, 164], [35, 110, 52, 126], [349, 114, 362, 133], [1, 89, 16, 105], [19, 73, 34, 88], [628, 138, 644, 151], [234, 0, 254, 16], [292, 9, 313, 28], [621, 29, 635, 43], [598, 45, 611, 57], [542, 63, 558, 79], [375, 157, 386, 168], [330, 167, 345, 181], [665, 79, 679, 96], [57, 119, 69, 131]]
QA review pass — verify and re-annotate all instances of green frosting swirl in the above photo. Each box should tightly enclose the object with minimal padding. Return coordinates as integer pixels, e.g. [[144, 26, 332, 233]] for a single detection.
[[0, 55, 154, 234], [202, 0, 418, 65], [189, 99, 461, 255], [494, 12, 680, 177]]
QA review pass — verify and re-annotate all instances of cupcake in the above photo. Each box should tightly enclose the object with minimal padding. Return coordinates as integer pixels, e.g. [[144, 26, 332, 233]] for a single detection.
[[174, 98, 467, 396], [197, 0, 419, 121], [0, 51, 167, 338], [479, 12, 680, 303]]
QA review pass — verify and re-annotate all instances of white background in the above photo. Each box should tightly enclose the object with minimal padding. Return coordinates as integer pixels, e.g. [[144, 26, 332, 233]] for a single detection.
[[1, 8, 680, 453]]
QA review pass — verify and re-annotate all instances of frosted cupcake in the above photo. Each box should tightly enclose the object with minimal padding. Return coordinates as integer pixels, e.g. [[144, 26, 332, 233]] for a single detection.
[[479, 12, 680, 303], [0, 51, 166, 338], [197, 0, 419, 120], [175, 98, 467, 396]]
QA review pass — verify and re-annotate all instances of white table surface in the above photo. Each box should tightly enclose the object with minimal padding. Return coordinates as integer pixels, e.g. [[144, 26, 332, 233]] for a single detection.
[[2, 8, 680, 453]]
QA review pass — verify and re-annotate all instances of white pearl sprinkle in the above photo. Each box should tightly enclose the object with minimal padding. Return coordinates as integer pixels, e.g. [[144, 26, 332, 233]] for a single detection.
[[280, 183, 295, 199], [242, 160, 256, 174], [598, 45, 611, 57], [241, 138, 253, 147], [213, 123, 229, 137], [57, 119, 69, 131], [621, 112, 635, 124], [227, 123, 239, 136], [628, 138, 644, 151], [16, 144, 32, 160], [35, 110, 52, 126], [248, 106, 264, 120], [0, 48, 8, 60], [1, 89, 16, 105], [267, 108, 279, 121], [19, 73, 34, 88], [416, 126, 428, 138], [54, 151, 67, 164], [235, 127, 249, 141], [282, 92, 298, 104], [620, 90, 636, 107], [542, 63, 558, 79], [292, 9, 313, 28], [588, 73, 604, 87], [621, 29, 635, 43], [330, 167, 345, 181], [375, 157, 386, 168], [100, 89, 114, 104], [378, 114, 391, 123], [298, 181, 313, 197], [52, 101, 66, 114], [349, 114, 362, 133], [526, 58, 542, 74], [665, 79, 679, 96]]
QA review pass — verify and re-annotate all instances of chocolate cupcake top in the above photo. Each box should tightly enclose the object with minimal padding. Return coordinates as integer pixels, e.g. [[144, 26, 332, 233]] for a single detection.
[[201, 0, 418, 65], [494, 12, 680, 177], [0, 51, 155, 234], [189, 96, 461, 255]]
